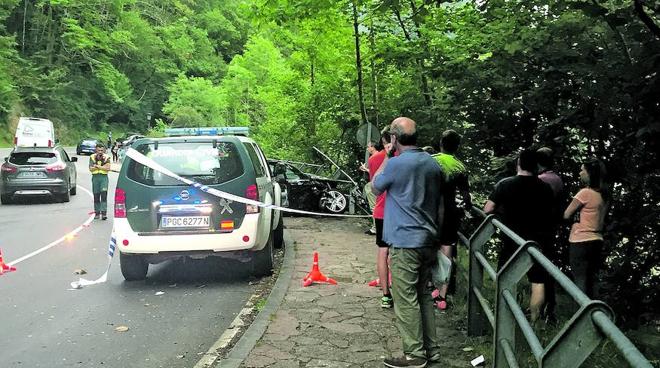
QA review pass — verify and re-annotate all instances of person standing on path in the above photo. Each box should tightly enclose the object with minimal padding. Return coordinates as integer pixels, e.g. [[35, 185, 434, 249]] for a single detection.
[[361, 140, 381, 235], [484, 149, 554, 323], [431, 130, 472, 311], [372, 117, 444, 368], [90, 143, 111, 220], [563, 158, 608, 298], [369, 127, 393, 308], [536, 147, 565, 323]]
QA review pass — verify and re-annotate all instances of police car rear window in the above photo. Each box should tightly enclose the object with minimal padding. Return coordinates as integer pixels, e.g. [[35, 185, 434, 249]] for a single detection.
[[127, 142, 244, 186], [10, 152, 57, 165]]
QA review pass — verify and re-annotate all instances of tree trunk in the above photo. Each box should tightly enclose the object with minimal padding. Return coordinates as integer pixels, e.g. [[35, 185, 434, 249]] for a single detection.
[[352, 0, 369, 127], [369, 19, 379, 128], [634, 0, 660, 40], [393, 7, 432, 108]]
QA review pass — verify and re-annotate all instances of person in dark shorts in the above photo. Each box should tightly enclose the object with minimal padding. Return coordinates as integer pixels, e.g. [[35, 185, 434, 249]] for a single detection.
[[536, 147, 565, 323], [369, 128, 393, 308], [431, 130, 472, 310], [484, 149, 554, 323]]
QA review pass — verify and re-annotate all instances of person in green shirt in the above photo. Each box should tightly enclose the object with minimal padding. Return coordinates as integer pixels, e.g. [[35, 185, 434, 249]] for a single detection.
[[431, 130, 472, 310], [89, 143, 111, 220]]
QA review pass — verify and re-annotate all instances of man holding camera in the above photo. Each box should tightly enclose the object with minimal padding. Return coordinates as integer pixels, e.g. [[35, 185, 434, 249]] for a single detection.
[[372, 117, 445, 368], [89, 143, 111, 220]]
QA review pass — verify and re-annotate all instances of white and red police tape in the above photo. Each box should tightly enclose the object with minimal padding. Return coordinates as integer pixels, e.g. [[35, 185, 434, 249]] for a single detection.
[[70, 148, 372, 289], [125, 148, 372, 218]]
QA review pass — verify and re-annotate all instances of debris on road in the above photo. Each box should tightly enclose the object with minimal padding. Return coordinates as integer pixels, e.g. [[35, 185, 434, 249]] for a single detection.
[[471, 355, 485, 366], [114, 326, 129, 332], [74, 269, 87, 275], [155, 291, 165, 296]]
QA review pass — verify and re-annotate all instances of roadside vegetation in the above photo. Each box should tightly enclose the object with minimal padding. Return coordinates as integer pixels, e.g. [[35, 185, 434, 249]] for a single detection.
[[0, 0, 657, 336]]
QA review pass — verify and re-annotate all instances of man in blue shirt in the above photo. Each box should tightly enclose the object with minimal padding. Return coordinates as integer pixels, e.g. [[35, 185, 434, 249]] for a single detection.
[[372, 117, 444, 368]]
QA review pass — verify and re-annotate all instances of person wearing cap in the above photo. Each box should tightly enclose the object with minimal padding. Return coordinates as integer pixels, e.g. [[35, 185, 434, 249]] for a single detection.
[[90, 143, 112, 220]]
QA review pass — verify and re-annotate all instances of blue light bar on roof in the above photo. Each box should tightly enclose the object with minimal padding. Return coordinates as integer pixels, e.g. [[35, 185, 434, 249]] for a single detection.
[[164, 127, 249, 137]]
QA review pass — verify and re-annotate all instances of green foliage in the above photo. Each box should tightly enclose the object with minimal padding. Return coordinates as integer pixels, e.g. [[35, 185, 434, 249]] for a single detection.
[[0, 0, 657, 329]]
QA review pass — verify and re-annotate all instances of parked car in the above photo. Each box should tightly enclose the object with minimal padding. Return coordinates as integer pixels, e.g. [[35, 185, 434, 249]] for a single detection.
[[0, 146, 78, 204], [120, 134, 145, 146], [15, 117, 56, 148], [114, 128, 284, 281], [76, 138, 98, 155]]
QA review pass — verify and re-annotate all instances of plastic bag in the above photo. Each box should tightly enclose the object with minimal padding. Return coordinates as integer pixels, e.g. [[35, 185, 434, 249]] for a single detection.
[[431, 250, 453, 287]]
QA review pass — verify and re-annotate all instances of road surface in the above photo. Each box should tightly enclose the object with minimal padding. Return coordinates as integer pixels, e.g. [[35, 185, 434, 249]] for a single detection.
[[0, 148, 255, 368]]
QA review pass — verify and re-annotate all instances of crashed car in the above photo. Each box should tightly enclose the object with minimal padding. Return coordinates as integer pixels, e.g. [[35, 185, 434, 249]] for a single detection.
[[268, 147, 370, 215]]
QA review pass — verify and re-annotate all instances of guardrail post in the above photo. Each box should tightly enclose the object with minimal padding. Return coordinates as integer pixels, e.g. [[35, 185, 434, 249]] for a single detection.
[[541, 302, 614, 368], [493, 242, 535, 368], [468, 215, 496, 336]]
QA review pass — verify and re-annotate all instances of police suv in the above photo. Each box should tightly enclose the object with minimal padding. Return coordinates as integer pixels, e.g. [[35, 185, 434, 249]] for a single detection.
[[113, 127, 284, 280]]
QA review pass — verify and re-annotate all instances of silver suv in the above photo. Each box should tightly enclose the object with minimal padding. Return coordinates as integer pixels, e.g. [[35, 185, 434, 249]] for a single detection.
[[0, 146, 78, 204]]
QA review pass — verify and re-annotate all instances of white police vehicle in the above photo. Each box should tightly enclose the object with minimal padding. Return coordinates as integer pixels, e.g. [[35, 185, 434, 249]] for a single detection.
[[113, 127, 284, 280]]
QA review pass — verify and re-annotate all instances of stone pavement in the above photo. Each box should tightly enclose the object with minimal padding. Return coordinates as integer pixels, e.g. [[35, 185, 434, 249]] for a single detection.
[[239, 217, 483, 368]]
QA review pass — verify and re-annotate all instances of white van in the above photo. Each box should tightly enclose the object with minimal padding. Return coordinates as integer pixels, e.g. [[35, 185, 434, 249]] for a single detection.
[[15, 117, 56, 148]]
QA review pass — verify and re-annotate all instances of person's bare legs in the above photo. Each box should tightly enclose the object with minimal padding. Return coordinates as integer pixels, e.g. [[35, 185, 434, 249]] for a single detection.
[[378, 247, 390, 295], [436, 245, 453, 298], [530, 283, 545, 322]]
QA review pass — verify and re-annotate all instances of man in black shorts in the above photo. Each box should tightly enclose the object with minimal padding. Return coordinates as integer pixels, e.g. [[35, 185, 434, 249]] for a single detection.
[[484, 149, 554, 323], [431, 130, 471, 310]]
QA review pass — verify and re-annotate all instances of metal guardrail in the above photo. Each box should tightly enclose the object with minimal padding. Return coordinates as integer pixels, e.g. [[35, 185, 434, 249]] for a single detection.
[[461, 207, 652, 368]]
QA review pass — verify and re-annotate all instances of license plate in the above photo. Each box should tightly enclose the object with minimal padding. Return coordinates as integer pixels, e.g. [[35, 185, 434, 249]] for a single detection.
[[160, 216, 210, 228], [18, 171, 46, 178]]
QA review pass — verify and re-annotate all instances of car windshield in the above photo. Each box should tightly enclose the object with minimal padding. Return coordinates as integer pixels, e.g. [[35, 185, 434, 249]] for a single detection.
[[127, 142, 244, 186], [82, 140, 97, 145], [9, 152, 57, 165]]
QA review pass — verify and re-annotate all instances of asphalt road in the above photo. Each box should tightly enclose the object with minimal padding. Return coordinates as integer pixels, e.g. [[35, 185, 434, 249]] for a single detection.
[[0, 148, 255, 368]]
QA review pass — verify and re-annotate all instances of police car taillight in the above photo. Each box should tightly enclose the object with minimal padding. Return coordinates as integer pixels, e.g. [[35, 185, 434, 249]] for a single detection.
[[246, 184, 259, 214], [45, 163, 66, 173], [115, 188, 127, 218]]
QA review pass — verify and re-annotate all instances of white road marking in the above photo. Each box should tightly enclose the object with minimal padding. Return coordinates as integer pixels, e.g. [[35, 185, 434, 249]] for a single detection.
[[7, 185, 96, 266], [193, 305, 256, 368]]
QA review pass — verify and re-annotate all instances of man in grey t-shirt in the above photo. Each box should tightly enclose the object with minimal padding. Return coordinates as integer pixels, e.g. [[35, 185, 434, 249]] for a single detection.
[[372, 117, 444, 368]]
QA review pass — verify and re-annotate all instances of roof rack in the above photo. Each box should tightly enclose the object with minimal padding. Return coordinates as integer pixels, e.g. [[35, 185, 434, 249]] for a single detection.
[[164, 127, 249, 137]]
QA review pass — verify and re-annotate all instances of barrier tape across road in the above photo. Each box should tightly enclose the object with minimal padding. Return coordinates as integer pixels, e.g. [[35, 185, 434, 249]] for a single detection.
[[126, 148, 372, 218]]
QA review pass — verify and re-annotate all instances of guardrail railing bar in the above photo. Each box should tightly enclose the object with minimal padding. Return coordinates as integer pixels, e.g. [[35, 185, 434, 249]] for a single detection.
[[502, 289, 544, 359], [525, 247, 592, 307], [475, 251, 497, 282], [465, 206, 652, 368], [499, 338, 521, 368], [592, 311, 654, 368], [473, 286, 495, 328]]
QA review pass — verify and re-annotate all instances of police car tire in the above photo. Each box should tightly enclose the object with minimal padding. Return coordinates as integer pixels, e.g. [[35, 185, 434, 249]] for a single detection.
[[70, 183, 77, 195], [0, 194, 11, 205], [252, 231, 274, 277], [120, 253, 148, 281], [274, 216, 284, 249]]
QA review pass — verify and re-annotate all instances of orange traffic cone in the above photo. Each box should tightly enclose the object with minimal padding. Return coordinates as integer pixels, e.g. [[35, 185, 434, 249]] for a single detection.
[[0, 248, 17, 275], [302, 252, 337, 287]]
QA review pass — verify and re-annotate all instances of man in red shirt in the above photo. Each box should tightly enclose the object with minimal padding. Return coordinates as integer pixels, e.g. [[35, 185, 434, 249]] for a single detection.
[[369, 127, 393, 308]]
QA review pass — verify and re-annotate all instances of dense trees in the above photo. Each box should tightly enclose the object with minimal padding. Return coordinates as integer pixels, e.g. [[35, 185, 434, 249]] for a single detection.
[[0, 0, 657, 324]]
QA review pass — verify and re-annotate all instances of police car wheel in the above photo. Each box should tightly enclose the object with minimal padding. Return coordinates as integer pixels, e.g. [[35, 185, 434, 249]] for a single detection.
[[274, 216, 284, 249], [120, 252, 148, 281], [60, 184, 71, 203], [252, 231, 274, 277]]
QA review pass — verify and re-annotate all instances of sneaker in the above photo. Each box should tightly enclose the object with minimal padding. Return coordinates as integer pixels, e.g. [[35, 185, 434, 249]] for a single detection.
[[101, 212, 107, 221], [365, 229, 376, 235], [383, 356, 427, 368], [94, 212, 101, 220], [368, 278, 380, 287], [381, 295, 394, 309], [427, 353, 441, 363]]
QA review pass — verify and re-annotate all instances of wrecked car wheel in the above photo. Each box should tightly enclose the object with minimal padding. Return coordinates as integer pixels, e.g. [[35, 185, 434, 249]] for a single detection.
[[321, 190, 347, 213]]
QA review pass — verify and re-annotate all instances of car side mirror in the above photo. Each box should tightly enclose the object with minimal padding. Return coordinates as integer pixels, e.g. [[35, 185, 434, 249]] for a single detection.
[[3, 157, 7, 163], [71, 157, 78, 162]]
